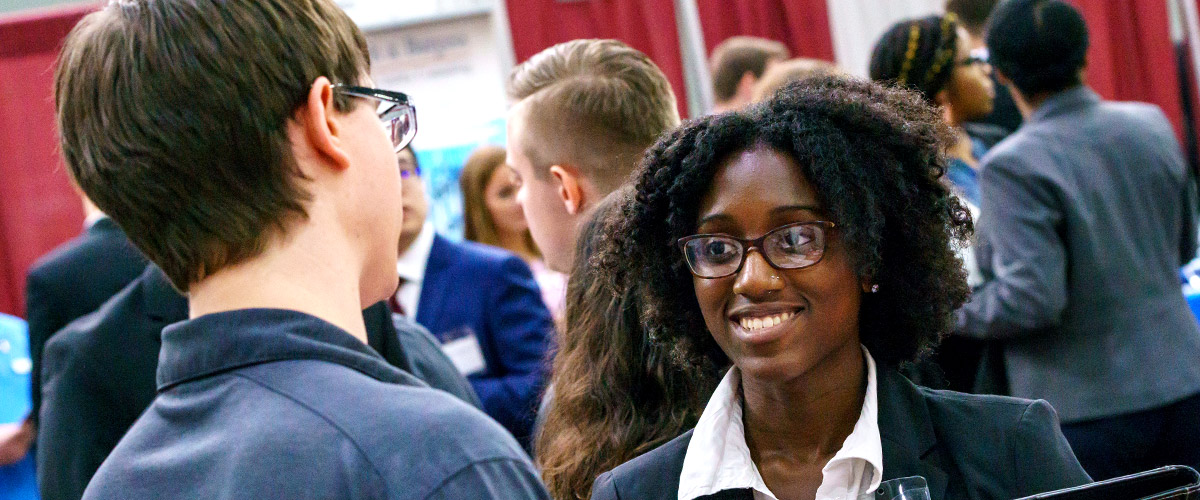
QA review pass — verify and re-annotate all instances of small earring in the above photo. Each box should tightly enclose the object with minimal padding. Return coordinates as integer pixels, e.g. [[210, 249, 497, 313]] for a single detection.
[[870, 284, 880, 293]]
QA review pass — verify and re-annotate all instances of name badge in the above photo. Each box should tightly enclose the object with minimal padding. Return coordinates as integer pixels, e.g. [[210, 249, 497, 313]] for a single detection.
[[440, 327, 486, 376]]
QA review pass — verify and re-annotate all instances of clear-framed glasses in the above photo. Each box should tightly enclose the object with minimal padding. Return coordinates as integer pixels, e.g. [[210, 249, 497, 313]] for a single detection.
[[867, 476, 931, 500], [332, 84, 417, 152], [677, 221, 836, 279]]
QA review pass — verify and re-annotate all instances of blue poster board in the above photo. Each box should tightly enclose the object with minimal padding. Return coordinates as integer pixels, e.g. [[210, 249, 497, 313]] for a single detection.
[[0, 313, 37, 500], [413, 117, 506, 241]]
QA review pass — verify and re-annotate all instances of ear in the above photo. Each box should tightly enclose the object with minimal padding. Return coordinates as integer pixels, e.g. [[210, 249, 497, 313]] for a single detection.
[[935, 88, 955, 122], [935, 87, 951, 107], [549, 165, 586, 215], [736, 71, 758, 101], [993, 69, 1013, 89], [298, 76, 352, 171]]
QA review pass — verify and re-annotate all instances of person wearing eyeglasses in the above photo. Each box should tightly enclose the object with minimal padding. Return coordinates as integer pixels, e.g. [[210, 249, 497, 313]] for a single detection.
[[55, 1, 549, 499], [587, 77, 1089, 500], [944, 0, 1024, 134], [389, 144, 554, 452], [959, 0, 1200, 481], [868, 13, 1005, 394], [870, 13, 1000, 212]]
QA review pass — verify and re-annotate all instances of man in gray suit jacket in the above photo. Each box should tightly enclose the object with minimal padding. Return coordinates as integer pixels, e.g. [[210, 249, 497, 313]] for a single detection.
[[958, 0, 1200, 480]]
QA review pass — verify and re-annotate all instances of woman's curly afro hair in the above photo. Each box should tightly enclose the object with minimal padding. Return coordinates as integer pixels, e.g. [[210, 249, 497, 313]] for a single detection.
[[596, 75, 973, 376]]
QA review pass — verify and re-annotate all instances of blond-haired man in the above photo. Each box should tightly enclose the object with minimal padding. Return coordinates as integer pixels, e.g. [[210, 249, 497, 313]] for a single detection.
[[506, 39, 680, 272]]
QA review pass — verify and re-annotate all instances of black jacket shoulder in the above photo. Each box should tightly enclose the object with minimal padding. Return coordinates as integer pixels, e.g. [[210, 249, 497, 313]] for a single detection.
[[591, 370, 1089, 500]]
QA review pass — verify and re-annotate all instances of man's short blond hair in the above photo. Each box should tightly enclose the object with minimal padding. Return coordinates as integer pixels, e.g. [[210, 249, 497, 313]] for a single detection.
[[507, 39, 680, 192]]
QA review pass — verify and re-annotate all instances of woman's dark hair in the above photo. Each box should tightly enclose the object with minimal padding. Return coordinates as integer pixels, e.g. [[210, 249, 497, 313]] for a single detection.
[[985, 0, 1088, 96], [596, 75, 973, 378], [536, 187, 712, 500], [869, 14, 961, 104]]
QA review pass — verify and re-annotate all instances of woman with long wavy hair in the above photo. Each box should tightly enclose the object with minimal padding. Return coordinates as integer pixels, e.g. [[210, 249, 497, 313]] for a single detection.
[[535, 189, 715, 500]]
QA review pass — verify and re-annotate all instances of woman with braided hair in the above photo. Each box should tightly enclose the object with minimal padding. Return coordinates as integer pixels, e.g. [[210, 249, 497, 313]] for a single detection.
[[587, 77, 1089, 500], [870, 14, 997, 210], [870, 15, 1000, 393]]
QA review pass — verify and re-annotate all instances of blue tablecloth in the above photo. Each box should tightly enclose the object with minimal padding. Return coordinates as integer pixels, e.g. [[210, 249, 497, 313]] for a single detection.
[[0, 313, 38, 500]]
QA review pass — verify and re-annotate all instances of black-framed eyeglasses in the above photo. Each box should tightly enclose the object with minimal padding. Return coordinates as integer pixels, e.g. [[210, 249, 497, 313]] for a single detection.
[[677, 221, 836, 279], [332, 85, 417, 152]]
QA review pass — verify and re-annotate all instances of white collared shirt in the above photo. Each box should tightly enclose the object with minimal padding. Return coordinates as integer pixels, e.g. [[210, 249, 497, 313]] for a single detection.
[[678, 347, 883, 500], [394, 223, 436, 317]]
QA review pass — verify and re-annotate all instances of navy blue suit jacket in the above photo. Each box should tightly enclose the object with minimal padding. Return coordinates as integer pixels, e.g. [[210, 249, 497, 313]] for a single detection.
[[415, 235, 553, 447], [24, 217, 147, 423]]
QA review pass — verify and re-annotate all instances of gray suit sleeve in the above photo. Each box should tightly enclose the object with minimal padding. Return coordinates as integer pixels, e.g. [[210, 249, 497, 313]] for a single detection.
[[589, 471, 620, 500], [392, 316, 483, 409], [1009, 400, 1092, 497], [423, 458, 550, 500], [958, 154, 1068, 339], [1143, 105, 1199, 265]]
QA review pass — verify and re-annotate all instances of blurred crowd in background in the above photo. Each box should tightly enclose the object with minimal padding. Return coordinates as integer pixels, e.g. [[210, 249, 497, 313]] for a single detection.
[[1, 0, 1200, 499]]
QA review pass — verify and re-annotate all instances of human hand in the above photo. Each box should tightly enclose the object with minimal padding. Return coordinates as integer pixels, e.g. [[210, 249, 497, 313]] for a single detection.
[[0, 418, 34, 466]]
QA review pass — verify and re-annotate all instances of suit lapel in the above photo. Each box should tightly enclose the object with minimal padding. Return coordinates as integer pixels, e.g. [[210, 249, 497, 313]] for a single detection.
[[877, 369, 948, 500], [415, 235, 454, 335]]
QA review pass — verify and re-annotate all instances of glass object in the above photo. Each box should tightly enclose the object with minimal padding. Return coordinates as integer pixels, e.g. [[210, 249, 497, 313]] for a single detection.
[[868, 476, 931, 500]]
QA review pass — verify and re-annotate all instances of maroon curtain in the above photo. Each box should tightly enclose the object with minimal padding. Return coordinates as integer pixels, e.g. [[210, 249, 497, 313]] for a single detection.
[[694, 0, 834, 61], [0, 4, 99, 316], [1069, 0, 1186, 141], [504, 0, 688, 118]]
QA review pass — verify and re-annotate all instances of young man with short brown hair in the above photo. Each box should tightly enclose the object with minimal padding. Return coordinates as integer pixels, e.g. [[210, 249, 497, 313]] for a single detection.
[[707, 36, 789, 113], [505, 39, 680, 272], [56, 0, 548, 498]]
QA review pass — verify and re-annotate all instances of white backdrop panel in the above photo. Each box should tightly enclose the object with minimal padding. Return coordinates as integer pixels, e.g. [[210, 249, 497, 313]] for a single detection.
[[826, 0, 945, 77]]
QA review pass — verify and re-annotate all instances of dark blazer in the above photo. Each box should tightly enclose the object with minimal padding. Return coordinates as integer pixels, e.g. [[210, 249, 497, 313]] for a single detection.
[[24, 217, 147, 423], [958, 86, 1200, 422], [393, 314, 482, 409], [591, 369, 1091, 500], [415, 235, 554, 447], [38, 265, 477, 500]]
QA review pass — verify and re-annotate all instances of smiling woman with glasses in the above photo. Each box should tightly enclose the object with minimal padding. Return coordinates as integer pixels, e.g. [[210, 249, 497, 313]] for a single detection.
[[585, 76, 1090, 500]]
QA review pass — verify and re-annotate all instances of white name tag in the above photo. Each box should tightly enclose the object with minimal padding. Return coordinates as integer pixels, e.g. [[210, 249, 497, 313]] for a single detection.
[[441, 331, 486, 376]]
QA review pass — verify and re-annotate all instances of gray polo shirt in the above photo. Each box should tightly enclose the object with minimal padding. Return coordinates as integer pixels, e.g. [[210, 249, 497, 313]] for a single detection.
[[82, 308, 549, 499]]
